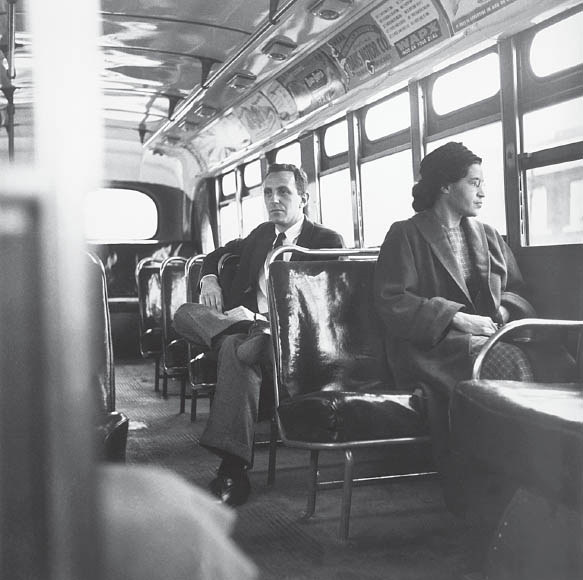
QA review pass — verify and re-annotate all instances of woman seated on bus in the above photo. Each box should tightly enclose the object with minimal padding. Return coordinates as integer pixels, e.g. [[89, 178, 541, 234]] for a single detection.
[[373, 142, 537, 477]]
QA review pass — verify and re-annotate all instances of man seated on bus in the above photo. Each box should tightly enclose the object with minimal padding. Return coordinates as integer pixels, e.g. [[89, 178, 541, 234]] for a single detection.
[[174, 163, 344, 506]]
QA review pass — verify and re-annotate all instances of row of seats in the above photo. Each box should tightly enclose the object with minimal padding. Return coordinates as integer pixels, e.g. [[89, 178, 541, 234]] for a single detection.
[[134, 253, 240, 416], [136, 245, 583, 563]]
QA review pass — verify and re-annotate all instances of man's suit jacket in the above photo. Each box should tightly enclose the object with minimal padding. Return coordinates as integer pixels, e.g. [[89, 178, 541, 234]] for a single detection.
[[201, 218, 344, 312]]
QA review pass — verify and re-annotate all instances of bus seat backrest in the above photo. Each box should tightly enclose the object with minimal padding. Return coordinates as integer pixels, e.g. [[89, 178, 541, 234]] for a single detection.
[[270, 260, 392, 400], [160, 257, 187, 343], [87, 252, 115, 413], [218, 253, 240, 307], [186, 255, 205, 303], [136, 258, 163, 331]]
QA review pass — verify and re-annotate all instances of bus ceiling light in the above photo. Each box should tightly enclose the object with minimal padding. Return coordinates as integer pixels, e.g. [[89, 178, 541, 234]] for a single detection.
[[309, 0, 353, 20], [192, 104, 217, 119], [262, 36, 297, 61], [227, 71, 257, 90]]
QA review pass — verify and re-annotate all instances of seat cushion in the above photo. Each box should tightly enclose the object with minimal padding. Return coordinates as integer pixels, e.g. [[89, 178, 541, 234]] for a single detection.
[[277, 391, 428, 443], [450, 380, 583, 509]]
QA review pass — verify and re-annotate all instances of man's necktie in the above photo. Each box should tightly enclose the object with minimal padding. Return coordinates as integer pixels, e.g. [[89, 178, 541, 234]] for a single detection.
[[273, 232, 286, 261]]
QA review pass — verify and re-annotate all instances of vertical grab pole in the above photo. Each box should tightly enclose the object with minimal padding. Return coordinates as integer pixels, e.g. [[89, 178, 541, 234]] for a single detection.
[[28, 1, 103, 579]]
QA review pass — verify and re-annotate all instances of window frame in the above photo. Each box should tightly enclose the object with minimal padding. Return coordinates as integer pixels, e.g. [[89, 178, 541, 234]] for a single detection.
[[518, 6, 583, 114], [424, 47, 501, 142], [319, 117, 349, 173], [360, 88, 411, 159]]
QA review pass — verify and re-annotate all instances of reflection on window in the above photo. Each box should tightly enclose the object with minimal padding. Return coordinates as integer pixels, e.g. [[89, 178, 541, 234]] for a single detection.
[[432, 53, 499, 115], [244, 160, 262, 188], [523, 98, 583, 151], [320, 169, 354, 246], [530, 11, 583, 77], [222, 171, 237, 196], [364, 92, 410, 141], [428, 122, 506, 234], [361, 150, 413, 247], [85, 188, 157, 240], [526, 160, 583, 246], [242, 195, 266, 236], [323, 120, 348, 157], [276, 142, 302, 167], [219, 203, 239, 244]]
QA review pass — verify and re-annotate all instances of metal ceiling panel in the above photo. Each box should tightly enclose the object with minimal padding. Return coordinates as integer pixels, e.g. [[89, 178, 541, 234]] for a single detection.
[[101, 0, 270, 31]]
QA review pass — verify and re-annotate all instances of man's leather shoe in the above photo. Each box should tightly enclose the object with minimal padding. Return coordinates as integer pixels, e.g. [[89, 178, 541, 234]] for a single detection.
[[209, 471, 251, 507]]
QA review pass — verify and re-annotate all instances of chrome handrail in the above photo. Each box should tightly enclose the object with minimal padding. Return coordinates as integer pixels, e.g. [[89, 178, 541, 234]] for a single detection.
[[472, 317, 583, 380]]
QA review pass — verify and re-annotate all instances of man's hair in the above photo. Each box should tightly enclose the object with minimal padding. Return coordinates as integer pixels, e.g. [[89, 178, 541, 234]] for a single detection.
[[265, 163, 309, 196]]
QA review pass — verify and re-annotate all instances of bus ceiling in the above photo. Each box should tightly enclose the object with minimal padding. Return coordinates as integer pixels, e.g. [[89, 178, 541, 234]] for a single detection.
[[0, 0, 579, 177]]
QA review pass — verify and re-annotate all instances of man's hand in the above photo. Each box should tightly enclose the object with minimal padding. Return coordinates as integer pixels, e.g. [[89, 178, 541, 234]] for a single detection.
[[200, 275, 224, 312], [452, 311, 498, 336]]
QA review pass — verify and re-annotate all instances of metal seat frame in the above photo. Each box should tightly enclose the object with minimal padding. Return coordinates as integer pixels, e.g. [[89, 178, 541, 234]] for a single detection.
[[135, 257, 164, 392], [160, 256, 188, 409]]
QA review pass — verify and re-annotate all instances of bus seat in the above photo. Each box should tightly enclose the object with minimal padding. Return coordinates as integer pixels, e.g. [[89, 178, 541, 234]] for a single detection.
[[160, 257, 188, 409], [88, 252, 129, 462], [135, 258, 164, 392], [267, 249, 436, 540], [450, 319, 583, 579], [185, 254, 212, 421], [185, 253, 248, 422]]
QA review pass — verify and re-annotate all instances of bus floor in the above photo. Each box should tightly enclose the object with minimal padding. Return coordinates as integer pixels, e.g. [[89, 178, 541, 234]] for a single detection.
[[115, 358, 491, 580]]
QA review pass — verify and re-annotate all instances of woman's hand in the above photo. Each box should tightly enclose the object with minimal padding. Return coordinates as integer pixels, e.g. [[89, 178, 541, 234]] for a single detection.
[[200, 275, 224, 312], [452, 311, 498, 336]]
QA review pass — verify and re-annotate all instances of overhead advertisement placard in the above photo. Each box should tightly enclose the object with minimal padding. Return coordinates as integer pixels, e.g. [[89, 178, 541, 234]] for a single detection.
[[371, 0, 445, 59], [438, 0, 519, 32], [323, 2, 450, 90], [269, 49, 347, 118]]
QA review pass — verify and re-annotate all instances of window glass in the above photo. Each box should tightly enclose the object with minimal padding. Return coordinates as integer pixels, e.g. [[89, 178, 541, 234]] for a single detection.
[[432, 53, 500, 116], [530, 12, 583, 77], [242, 195, 267, 236], [243, 160, 262, 188], [85, 188, 157, 240], [319, 168, 354, 246], [361, 149, 414, 247], [526, 159, 583, 246], [219, 203, 239, 243], [221, 171, 237, 196], [428, 122, 506, 234], [323, 120, 348, 157], [364, 92, 410, 142], [523, 97, 583, 151], [276, 142, 302, 167]]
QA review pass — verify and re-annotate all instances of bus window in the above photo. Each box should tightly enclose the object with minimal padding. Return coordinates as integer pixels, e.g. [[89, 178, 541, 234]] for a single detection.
[[520, 9, 583, 247], [221, 171, 237, 196], [428, 122, 505, 234], [526, 160, 583, 246], [275, 141, 301, 167], [241, 195, 266, 236], [319, 168, 354, 247], [219, 202, 239, 244], [530, 11, 583, 77], [431, 52, 500, 116], [85, 188, 158, 240], [364, 92, 410, 142], [323, 120, 348, 158], [523, 98, 583, 151], [361, 149, 413, 247], [243, 159, 262, 188]]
